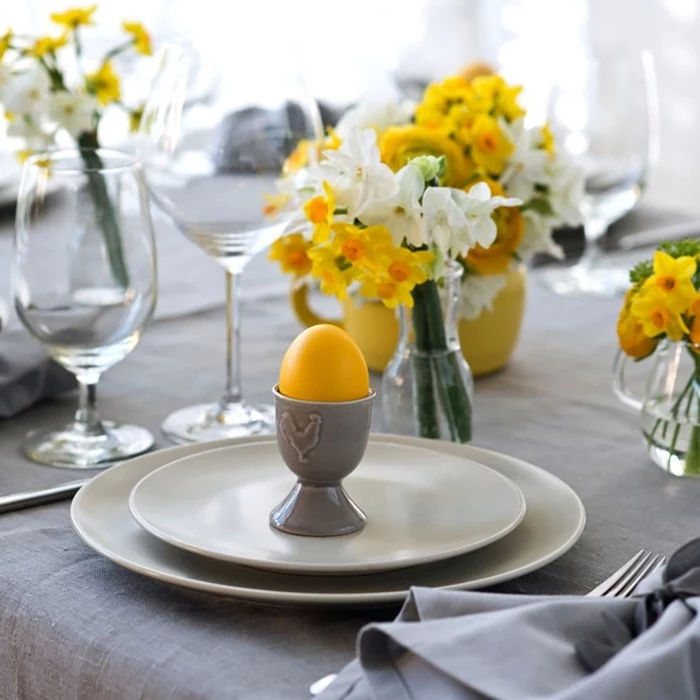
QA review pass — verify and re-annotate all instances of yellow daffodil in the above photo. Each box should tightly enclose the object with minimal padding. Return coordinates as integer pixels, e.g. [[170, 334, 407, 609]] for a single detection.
[[415, 79, 471, 130], [617, 289, 659, 359], [642, 251, 697, 313], [284, 140, 311, 175], [465, 179, 523, 274], [379, 125, 472, 187], [330, 223, 391, 269], [262, 192, 291, 218], [0, 29, 13, 61], [28, 33, 67, 58], [540, 123, 556, 158], [689, 296, 700, 346], [323, 127, 342, 151], [360, 277, 414, 309], [632, 286, 690, 341], [467, 75, 525, 121], [304, 182, 335, 243], [468, 114, 514, 175], [308, 247, 352, 300], [122, 21, 152, 56], [268, 233, 312, 277], [86, 61, 120, 105], [50, 5, 97, 29]]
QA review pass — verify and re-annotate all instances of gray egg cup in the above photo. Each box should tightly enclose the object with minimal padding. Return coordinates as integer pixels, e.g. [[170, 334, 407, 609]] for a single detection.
[[270, 385, 375, 537]]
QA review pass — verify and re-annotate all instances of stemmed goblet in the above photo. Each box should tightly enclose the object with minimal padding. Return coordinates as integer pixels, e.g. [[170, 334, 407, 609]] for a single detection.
[[541, 49, 659, 297], [139, 42, 323, 443], [12, 149, 157, 467]]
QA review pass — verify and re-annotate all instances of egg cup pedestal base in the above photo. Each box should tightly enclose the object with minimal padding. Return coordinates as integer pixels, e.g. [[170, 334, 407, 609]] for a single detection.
[[270, 482, 366, 537]]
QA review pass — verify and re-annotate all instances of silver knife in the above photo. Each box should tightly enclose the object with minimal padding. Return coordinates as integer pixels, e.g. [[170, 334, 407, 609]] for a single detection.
[[0, 479, 89, 514]]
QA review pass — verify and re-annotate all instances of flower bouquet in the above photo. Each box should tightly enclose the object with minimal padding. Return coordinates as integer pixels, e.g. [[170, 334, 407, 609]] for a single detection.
[[615, 241, 700, 475], [0, 4, 153, 287], [269, 70, 582, 441]]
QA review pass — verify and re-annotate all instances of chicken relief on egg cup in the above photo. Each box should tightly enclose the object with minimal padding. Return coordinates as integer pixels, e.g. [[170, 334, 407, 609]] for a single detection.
[[270, 385, 375, 537]]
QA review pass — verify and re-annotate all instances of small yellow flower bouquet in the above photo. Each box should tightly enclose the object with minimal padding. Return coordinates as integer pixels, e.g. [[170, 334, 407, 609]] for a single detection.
[[0, 4, 154, 287], [615, 240, 700, 475], [270, 69, 583, 320]]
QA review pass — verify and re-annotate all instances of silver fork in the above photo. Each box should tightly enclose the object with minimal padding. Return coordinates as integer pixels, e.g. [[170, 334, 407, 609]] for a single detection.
[[309, 550, 666, 697]]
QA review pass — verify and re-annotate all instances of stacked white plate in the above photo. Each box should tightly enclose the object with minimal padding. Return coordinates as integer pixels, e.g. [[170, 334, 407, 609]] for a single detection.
[[71, 434, 586, 607]]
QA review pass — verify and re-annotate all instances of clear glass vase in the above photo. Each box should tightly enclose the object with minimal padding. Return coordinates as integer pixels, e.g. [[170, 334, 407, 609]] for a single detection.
[[382, 262, 474, 442], [614, 341, 700, 476]]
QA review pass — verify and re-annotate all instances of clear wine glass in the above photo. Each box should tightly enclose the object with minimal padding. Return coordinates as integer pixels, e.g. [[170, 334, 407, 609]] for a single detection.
[[138, 42, 323, 443], [540, 49, 659, 297], [12, 149, 157, 468]]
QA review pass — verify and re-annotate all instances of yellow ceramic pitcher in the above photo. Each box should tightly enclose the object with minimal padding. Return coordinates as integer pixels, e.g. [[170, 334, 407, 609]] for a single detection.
[[290, 266, 526, 377]]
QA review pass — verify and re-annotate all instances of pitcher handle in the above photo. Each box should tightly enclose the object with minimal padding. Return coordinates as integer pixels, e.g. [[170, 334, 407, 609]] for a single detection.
[[290, 283, 343, 329], [612, 350, 643, 411]]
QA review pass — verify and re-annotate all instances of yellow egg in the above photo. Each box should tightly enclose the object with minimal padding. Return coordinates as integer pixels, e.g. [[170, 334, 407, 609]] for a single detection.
[[279, 324, 370, 402]]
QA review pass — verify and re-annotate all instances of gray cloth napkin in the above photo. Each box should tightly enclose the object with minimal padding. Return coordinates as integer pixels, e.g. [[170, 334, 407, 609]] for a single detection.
[[320, 567, 700, 700], [0, 332, 75, 418]]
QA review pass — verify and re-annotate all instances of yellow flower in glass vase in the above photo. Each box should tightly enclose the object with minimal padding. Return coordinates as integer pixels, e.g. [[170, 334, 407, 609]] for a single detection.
[[632, 286, 690, 341], [467, 75, 525, 122], [330, 223, 391, 269], [468, 114, 514, 176], [642, 251, 697, 313], [50, 5, 97, 29], [540, 123, 556, 158], [617, 289, 658, 359], [308, 247, 353, 300], [86, 61, 121, 105], [122, 21, 152, 56], [379, 125, 472, 187], [304, 181, 335, 243], [268, 233, 312, 277], [28, 34, 68, 58]]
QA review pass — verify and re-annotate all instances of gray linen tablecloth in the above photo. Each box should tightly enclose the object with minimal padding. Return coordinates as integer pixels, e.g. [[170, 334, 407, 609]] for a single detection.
[[1, 205, 700, 698]]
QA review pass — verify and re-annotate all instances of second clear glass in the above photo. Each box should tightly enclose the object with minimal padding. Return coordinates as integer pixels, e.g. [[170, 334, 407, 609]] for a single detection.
[[139, 42, 323, 443]]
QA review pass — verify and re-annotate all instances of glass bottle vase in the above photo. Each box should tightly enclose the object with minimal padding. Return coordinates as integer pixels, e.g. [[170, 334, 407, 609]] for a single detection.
[[381, 262, 474, 442]]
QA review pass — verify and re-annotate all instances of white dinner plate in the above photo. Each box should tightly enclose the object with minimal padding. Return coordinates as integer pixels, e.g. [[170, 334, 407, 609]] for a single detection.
[[71, 435, 586, 607], [128, 441, 527, 574]]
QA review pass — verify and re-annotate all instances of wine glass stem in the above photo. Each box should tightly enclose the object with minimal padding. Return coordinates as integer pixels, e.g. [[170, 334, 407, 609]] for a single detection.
[[73, 376, 107, 438], [220, 270, 243, 409], [579, 219, 609, 271]]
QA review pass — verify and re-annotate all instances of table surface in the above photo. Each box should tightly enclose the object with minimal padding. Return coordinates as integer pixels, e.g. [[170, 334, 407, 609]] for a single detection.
[[1, 207, 700, 699]]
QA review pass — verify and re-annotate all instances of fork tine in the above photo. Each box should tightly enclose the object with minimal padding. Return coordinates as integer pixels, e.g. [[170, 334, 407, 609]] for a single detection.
[[603, 551, 656, 598], [586, 550, 646, 597], [614, 555, 666, 599]]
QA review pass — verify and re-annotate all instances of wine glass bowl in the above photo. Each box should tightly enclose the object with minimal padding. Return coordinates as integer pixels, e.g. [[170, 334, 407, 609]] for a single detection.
[[139, 42, 323, 443], [12, 149, 157, 468], [541, 49, 658, 297]]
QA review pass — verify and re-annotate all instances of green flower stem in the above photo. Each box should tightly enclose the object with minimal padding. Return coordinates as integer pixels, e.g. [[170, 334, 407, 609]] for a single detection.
[[410, 285, 439, 439], [685, 352, 700, 475], [77, 132, 130, 289]]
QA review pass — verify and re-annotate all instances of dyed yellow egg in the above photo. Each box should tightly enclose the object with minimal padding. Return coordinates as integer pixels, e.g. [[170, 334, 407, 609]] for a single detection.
[[279, 324, 370, 402]]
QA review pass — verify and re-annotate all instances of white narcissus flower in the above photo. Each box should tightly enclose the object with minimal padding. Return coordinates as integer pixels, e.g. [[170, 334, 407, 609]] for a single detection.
[[547, 152, 584, 227], [49, 91, 99, 138], [500, 117, 549, 201], [424, 182, 522, 258], [315, 127, 398, 219], [335, 100, 413, 139], [0, 65, 50, 117], [360, 163, 425, 246], [518, 209, 564, 260], [459, 273, 508, 321]]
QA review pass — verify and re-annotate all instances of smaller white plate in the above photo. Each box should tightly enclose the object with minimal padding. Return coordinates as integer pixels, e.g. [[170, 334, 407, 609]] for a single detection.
[[129, 441, 526, 575]]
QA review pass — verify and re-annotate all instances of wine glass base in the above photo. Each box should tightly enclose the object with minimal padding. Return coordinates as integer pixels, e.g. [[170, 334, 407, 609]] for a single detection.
[[161, 401, 276, 444], [22, 422, 154, 469], [538, 262, 630, 298]]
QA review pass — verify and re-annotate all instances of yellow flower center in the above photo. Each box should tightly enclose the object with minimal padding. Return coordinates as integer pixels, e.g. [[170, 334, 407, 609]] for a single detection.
[[306, 197, 329, 224], [477, 131, 499, 152], [388, 261, 411, 283], [692, 299, 700, 316], [287, 250, 308, 269], [651, 307, 670, 330], [341, 239, 365, 262], [376, 282, 396, 300], [656, 275, 677, 292]]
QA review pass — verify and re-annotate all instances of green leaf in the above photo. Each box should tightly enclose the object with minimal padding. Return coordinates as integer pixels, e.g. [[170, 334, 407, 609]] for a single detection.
[[522, 197, 554, 217]]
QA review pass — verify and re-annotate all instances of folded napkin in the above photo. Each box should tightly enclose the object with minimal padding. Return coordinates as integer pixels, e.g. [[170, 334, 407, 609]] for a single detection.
[[321, 540, 700, 700], [0, 332, 75, 418]]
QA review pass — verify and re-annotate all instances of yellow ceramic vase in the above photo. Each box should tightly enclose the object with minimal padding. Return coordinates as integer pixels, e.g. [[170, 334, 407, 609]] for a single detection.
[[290, 266, 526, 377]]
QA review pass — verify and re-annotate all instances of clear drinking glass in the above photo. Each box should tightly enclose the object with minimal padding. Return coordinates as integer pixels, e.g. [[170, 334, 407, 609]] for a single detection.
[[139, 42, 323, 443], [541, 49, 659, 297], [12, 149, 157, 468]]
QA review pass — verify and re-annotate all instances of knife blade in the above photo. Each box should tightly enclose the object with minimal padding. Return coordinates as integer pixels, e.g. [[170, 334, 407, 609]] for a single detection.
[[0, 479, 89, 514]]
